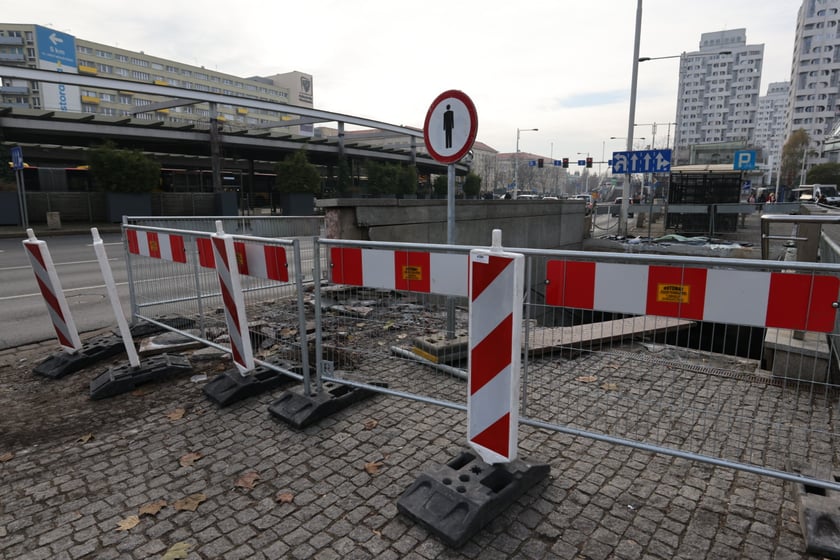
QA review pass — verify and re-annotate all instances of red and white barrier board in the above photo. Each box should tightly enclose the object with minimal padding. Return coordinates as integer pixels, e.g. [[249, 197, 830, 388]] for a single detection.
[[210, 224, 255, 375], [330, 247, 467, 297], [126, 230, 187, 263], [22, 229, 82, 353], [197, 238, 288, 282], [545, 260, 840, 332], [467, 232, 524, 464]]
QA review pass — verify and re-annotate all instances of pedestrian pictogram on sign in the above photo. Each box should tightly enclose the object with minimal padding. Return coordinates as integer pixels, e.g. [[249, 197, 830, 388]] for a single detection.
[[423, 90, 478, 164]]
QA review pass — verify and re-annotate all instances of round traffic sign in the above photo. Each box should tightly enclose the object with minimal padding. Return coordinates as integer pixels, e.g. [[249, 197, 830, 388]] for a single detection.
[[423, 90, 478, 164]]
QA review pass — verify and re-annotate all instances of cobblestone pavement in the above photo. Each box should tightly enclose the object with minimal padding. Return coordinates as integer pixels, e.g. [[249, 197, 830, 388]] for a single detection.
[[0, 332, 818, 560]]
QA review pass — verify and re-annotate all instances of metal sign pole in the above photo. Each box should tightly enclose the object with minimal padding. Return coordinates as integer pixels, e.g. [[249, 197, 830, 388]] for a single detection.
[[446, 163, 456, 338], [15, 169, 28, 229]]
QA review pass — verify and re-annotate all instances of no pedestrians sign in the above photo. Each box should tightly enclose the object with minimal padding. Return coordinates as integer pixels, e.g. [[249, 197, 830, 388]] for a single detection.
[[423, 90, 478, 164]]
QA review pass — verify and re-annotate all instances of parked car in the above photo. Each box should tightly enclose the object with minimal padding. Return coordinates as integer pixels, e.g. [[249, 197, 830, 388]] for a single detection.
[[610, 198, 634, 218]]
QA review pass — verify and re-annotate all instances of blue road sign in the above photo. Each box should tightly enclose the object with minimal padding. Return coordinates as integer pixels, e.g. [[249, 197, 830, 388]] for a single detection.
[[611, 149, 672, 174], [10, 146, 23, 170], [528, 160, 536, 167], [577, 160, 586, 166], [553, 160, 562, 166], [733, 150, 756, 170]]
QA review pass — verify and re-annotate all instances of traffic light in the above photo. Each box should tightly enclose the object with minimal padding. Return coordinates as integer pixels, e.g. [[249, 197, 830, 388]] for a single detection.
[[562, 158, 569, 168], [585, 157, 593, 168], [538, 158, 544, 168]]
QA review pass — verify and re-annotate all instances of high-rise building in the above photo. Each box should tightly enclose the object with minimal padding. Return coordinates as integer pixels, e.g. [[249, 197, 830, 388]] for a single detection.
[[786, 0, 840, 167], [673, 29, 764, 164], [754, 82, 790, 182], [0, 23, 313, 133]]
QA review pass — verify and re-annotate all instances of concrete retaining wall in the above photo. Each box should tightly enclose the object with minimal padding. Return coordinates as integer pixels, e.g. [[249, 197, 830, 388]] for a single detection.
[[317, 198, 586, 249]]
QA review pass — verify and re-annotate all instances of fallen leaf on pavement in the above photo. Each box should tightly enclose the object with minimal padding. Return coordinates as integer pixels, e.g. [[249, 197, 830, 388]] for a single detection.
[[363, 419, 378, 430], [0, 452, 13, 462], [600, 382, 620, 391], [235, 471, 260, 489], [179, 452, 203, 467], [138, 500, 167, 517], [162, 541, 192, 560], [115, 515, 140, 531], [166, 408, 186, 421], [575, 375, 598, 383], [364, 461, 384, 475], [78, 433, 94, 443], [173, 493, 206, 512], [276, 492, 294, 503]]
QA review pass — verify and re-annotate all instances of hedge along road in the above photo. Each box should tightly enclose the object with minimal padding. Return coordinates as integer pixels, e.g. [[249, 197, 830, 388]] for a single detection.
[[0, 232, 129, 350]]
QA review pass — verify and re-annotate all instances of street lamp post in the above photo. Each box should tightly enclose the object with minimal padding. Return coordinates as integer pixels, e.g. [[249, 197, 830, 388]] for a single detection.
[[513, 127, 538, 200]]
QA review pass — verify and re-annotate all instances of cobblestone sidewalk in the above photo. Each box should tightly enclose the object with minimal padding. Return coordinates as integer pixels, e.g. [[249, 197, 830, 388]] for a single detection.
[[0, 333, 816, 559]]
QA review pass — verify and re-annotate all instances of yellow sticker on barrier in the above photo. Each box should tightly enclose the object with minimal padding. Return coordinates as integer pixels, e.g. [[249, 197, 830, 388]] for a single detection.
[[402, 265, 423, 281], [657, 283, 689, 303]]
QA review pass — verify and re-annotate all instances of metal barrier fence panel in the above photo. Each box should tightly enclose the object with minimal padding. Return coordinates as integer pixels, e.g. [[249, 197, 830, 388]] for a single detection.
[[123, 224, 311, 376], [518, 247, 840, 487], [314, 238, 473, 408], [124, 216, 323, 282]]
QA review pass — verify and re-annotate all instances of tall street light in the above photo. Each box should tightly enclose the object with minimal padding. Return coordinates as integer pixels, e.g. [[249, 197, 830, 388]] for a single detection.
[[628, 42, 733, 234], [618, 0, 643, 237], [513, 127, 538, 200]]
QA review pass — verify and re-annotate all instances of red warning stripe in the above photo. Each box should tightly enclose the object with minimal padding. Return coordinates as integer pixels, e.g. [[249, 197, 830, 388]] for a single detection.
[[470, 314, 513, 394], [126, 230, 186, 263], [545, 260, 840, 332], [329, 246, 465, 296]]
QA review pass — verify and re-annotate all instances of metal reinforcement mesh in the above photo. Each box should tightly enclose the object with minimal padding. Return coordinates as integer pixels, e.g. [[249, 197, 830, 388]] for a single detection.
[[519, 250, 840, 478]]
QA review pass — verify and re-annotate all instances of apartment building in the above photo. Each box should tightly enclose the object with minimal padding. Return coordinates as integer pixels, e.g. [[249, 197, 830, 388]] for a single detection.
[[786, 0, 840, 166], [0, 23, 312, 133], [673, 29, 764, 164], [753, 82, 789, 180]]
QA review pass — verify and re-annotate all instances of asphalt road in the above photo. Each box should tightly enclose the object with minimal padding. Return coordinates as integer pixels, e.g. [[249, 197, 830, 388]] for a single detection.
[[0, 232, 128, 350]]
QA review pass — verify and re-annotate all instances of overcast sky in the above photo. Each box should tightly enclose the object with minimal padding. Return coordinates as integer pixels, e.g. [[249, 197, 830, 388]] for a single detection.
[[5, 0, 799, 162]]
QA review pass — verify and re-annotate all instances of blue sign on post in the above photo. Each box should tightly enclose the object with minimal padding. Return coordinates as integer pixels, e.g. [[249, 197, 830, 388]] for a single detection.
[[733, 150, 756, 170], [577, 160, 586, 166], [611, 149, 672, 174], [10, 146, 23, 170]]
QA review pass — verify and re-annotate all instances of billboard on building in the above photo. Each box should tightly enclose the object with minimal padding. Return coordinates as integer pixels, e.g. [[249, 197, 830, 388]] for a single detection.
[[35, 25, 81, 112]]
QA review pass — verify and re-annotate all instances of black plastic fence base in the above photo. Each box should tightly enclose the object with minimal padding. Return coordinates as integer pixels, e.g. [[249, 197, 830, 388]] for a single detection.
[[33, 334, 126, 379], [791, 463, 840, 558], [397, 449, 550, 548], [89, 354, 193, 400], [203, 360, 298, 407], [267, 381, 385, 429]]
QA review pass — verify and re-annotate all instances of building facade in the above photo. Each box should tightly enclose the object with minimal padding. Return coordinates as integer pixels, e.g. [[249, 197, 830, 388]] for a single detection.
[[786, 0, 840, 167], [673, 29, 764, 164], [0, 23, 312, 133], [754, 82, 790, 184]]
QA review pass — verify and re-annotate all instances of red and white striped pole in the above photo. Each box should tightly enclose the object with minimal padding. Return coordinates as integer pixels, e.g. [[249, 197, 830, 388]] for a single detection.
[[468, 229, 524, 464], [211, 221, 255, 375], [22, 229, 82, 353]]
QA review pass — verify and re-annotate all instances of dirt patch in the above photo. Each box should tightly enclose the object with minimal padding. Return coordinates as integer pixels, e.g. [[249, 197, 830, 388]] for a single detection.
[[0, 335, 228, 453]]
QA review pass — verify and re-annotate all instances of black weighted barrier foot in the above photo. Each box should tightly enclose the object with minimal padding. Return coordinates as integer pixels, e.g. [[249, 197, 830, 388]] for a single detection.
[[203, 360, 299, 407], [791, 462, 840, 558], [397, 449, 550, 548], [33, 334, 126, 379], [89, 354, 192, 400], [267, 381, 386, 429]]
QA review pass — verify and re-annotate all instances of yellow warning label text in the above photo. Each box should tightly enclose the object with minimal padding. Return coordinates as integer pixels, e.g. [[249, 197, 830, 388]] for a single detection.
[[657, 283, 690, 304], [402, 265, 423, 281]]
